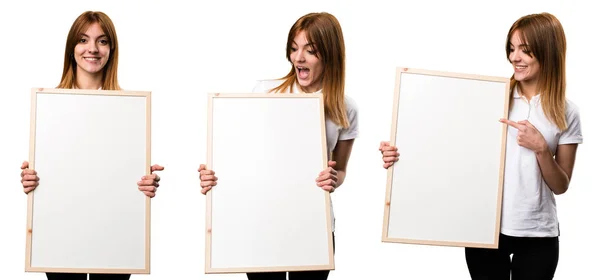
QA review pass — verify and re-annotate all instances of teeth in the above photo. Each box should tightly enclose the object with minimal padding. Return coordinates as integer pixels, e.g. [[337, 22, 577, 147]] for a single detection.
[[84, 57, 99, 61]]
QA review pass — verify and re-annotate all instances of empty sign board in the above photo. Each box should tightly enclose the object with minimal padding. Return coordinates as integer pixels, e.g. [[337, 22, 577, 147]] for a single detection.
[[382, 68, 510, 249]]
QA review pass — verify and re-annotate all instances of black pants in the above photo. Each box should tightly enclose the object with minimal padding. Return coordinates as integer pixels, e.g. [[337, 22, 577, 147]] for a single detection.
[[465, 233, 559, 280], [46, 273, 131, 280], [246, 233, 335, 280]]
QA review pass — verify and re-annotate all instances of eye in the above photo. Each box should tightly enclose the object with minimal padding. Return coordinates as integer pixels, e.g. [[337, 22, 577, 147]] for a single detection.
[[307, 49, 317, 55], [78, 38, 87, 43], [98, 39, 109, 45], [509, 48, 514, 53], [290, 47, 298, 52]]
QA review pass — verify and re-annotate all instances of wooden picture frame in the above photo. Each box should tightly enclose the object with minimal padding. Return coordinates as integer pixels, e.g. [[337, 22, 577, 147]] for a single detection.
[[25, 88, 151, 273], [382, 68, 510, 248], [205, 93, 334, 273]]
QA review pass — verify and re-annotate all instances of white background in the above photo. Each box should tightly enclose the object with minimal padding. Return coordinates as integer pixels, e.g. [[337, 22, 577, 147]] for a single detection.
[[0, 0, 597, 279]]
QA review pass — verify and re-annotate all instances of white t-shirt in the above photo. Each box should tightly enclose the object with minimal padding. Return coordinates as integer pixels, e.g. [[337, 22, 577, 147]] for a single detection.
[[501, 89, 583, 237], [253, 79, 359, 231]]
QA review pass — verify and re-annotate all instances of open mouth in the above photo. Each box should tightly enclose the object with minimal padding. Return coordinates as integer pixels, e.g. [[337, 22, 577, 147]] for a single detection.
[[297, 66, 310, 79]]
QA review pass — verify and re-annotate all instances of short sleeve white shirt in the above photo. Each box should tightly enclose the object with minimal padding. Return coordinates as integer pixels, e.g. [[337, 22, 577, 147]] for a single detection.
[[501, 89, 583, 237]]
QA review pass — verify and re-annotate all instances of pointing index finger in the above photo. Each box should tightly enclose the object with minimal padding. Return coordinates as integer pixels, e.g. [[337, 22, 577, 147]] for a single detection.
[[499, 118, 522, 130]]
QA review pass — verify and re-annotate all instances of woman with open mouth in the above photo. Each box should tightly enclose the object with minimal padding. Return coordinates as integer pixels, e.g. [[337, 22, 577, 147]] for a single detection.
[[199, 11, 358, 280]]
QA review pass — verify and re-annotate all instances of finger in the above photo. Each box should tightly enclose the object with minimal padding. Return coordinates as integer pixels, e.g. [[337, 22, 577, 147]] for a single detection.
[[24, 186, 36, 194], [22, 174, 39, 181], [328, 167, 338, 176], [321, 185, 335, 192], [200, 175, 218, 181], [201, 186, 212, 195], [517, 135, 523, 145], [382, 158, 399, 165], [381, 145, 398, 152], [383, 162, 394, 169], [319, 168, 338, 177], [499, 118, 522, 130], [142, 191, 156, 198], [317, 179, 337, 188], [518, 120, 535, 128], [200, 181, 217, 188], [199, 169, 215, 176], [328, 161, 337, 168], [317, 173, 338, 183], [382, 150, 399, 157], [142, 174, 161, 182], [22, 181, 39, 188], [379, 141, 390, 151], [517, 120, 529, 125], [320, 184, 336, 192], [21, 169, 37, 177], [382, 156, 398, 164], [138, 185, 157, 192], [198, 164, 206, 172], [141, 174, 156, 180], [137, 179, 157, 186], [21, 161, 29, 170], [151, 164, 164, 172]]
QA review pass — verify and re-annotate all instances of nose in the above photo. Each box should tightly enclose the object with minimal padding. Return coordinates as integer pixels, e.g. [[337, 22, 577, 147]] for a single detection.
[[509, 50, 520, 63], [88, 42, 99, 53], [294, 50, 305, 63]]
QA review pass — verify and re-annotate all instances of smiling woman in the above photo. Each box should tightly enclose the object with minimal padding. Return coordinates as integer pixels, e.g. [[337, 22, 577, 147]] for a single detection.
[[379, 12, 582, 280], [508, 30, 541, 90], [72, 23, 111, 82], [57, 11, 120, 91], [19, 10, 164, 280]]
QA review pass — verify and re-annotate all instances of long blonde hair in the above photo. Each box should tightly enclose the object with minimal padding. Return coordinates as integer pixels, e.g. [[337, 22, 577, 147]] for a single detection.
[[506, 12, 567, 130], [271, 12, 348, 128], [58, 11, 121, 90]]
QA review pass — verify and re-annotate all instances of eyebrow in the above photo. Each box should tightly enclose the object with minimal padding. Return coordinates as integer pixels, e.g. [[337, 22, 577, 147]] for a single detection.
[[291, 40, 315, 47], [79, 33, 108, 39], [509, 42, 529, 47]]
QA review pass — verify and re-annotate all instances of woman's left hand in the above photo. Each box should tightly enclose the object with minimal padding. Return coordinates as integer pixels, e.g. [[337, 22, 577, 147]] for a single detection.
[[137, 164, 164, 198], [316, 161, 338, 192], [500, 119, 548, 153]]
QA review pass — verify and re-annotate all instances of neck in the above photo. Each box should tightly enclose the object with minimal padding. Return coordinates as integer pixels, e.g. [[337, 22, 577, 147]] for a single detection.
[[517, 81, 537, 100], [75, 70, 104, 90], [297, 81, 323, 94], [300, 86, 321, 93]]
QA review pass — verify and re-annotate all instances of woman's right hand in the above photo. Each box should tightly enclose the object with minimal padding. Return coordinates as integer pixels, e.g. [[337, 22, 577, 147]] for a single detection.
[[379, 141, 399, 169], [198, 164, 218, 195], [20, 161, 39, 194]]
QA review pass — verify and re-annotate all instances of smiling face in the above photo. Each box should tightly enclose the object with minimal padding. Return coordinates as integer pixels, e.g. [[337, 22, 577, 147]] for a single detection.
[[74, 22, 110, 78], [508, 29, 540, 88], [290, 30, 324, 93]]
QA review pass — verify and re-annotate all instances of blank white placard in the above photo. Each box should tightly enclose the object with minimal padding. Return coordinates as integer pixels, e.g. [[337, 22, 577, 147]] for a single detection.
[[26, 88, 151, 273], [206, 93, 333, 273], [382, 68, 509, 248]]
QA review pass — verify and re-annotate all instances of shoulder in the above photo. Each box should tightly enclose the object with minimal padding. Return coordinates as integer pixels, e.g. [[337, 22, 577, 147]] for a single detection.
[[566, 99, 579, 114], [344, 95, 358, 115], [252, 79, 285, 93], [565, 99, 581, 121], [558, 99, 583, 143]]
